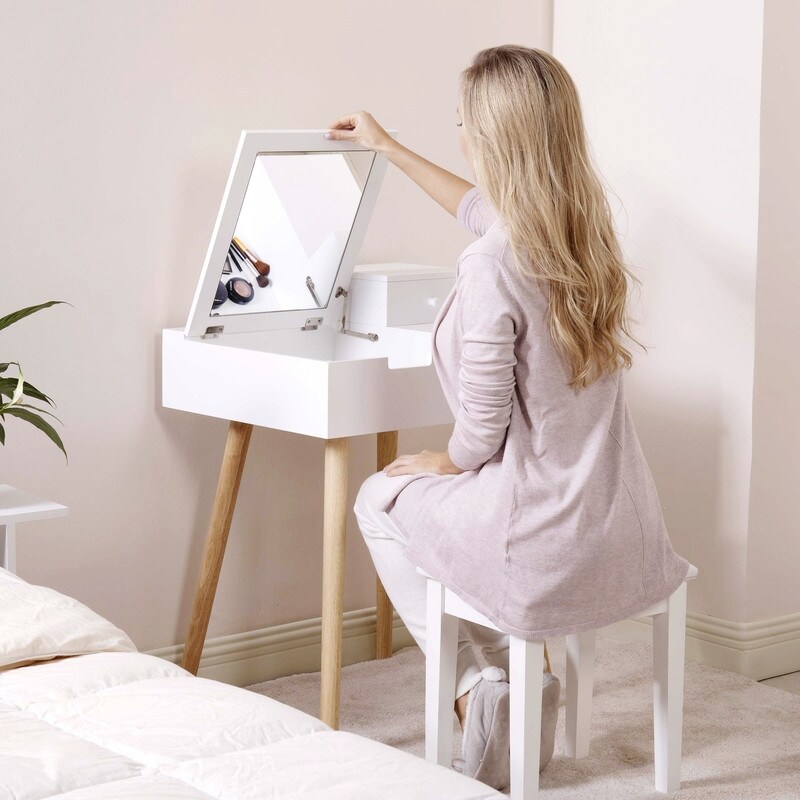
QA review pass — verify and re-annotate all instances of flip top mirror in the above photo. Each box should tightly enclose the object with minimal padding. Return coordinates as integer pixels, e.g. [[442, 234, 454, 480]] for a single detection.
[[184, 130, 393, 338]]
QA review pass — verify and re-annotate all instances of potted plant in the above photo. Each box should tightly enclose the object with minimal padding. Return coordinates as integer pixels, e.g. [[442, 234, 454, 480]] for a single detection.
[[0, 301, 67, 459]]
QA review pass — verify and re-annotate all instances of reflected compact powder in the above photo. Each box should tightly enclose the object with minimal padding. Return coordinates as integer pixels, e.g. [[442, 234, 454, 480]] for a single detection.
[[226, 277, 254, 304], [213, 280, 228, 309]]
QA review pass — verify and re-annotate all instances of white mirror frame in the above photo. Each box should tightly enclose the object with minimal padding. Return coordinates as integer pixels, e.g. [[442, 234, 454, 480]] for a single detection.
[[184, 130, 394, 338]]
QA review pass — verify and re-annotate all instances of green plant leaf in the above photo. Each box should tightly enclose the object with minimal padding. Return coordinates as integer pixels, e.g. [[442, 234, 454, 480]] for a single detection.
[[0, 301, 67, 332], [0, 376, 56, 407], [9, 372, 24, 407], [21, 380, 55, 407], [0, 362, 20, 386], [0, 407, 67, 460], [0, 421, 4, 445], [12, 402, 62, 422], [0, 377, 19, 399], [0, 364, 24, 412]]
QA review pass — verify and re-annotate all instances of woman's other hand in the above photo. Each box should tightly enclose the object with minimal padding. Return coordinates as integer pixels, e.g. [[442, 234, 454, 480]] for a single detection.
[[383, 449, 464, 477], [325, 111, 395, 153]]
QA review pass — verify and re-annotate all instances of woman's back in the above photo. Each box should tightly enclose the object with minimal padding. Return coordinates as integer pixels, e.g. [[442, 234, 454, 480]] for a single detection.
[[380, 186, 690, 639]]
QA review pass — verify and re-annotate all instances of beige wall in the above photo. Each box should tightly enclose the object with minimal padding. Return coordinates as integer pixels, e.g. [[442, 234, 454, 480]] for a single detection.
[[553, 0, 765, 623], [747, 0, 800, 620], [0, 1, 547, 650], [554, 0, 800, 631]]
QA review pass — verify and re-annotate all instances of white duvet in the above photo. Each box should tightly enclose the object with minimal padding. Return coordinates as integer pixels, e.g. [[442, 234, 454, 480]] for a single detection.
[[0, 569, 500, 799]]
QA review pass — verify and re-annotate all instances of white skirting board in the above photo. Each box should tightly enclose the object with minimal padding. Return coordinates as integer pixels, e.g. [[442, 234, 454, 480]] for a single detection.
[[598, 609, 800, 681], [146, 606, 800, 686], [146, 606, 417, 687]]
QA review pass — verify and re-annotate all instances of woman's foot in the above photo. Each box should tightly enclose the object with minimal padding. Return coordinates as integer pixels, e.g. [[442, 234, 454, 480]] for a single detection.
[[460, 667, 512, 791]]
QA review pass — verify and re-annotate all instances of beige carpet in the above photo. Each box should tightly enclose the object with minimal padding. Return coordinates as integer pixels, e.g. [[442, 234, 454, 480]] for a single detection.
[[247, 637, 800, 799]]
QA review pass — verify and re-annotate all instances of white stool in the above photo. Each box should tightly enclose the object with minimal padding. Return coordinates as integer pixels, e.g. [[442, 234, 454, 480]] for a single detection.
[[418, 563, 699, 798]]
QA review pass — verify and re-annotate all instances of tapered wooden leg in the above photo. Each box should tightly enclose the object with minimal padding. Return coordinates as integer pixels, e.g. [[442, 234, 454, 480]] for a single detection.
[[182, 420, 253, 675], [320, 437, 349, 729], [375, 430, 398, 659]]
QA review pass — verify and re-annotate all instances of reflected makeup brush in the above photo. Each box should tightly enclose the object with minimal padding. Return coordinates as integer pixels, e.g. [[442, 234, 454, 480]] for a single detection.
[[227, 246, 245, 273], [243, 258, 270, 288], [230, 239, 261, 275], [230, 244, 269, 288], [232, 237, 271, 278]]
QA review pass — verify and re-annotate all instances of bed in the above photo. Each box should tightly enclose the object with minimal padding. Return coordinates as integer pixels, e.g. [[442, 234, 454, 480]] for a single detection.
[[0, 567, 501, 799]]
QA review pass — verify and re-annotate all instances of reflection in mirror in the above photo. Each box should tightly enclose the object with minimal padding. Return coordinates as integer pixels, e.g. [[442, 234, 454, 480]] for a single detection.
[[211, 151, 375, 317]]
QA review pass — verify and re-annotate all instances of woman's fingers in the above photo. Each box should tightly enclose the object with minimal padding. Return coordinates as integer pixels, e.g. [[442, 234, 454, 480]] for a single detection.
[[325, 110, 392, 152], [383, 454, 412, 473], [326, 112, 361, 141], [324, 128, 357, 141], [328, 113, 358, 130]]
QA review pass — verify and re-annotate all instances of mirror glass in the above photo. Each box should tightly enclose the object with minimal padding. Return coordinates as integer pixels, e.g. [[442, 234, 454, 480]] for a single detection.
[[211, 151, 375, 316]]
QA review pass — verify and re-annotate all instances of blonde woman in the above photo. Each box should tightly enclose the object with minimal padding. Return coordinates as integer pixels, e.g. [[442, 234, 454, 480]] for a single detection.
[[331, 45, 690, 788]]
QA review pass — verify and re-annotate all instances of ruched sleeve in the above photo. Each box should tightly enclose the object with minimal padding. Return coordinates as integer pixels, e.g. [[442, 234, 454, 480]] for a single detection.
[[457, 185, 499, 237], [446, 253, 519, 471]]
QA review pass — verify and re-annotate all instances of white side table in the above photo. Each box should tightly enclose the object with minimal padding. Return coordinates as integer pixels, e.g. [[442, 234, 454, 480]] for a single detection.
[[0, 485, 68, 575]]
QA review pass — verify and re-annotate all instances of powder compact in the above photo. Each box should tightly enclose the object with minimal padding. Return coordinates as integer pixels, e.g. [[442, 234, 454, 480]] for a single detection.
[[212, 280, 228, 309], [226, 277, 254, 304]]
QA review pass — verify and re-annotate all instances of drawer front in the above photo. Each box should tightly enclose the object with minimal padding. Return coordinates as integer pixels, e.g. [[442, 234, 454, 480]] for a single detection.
[[387, 278, 455, 326]]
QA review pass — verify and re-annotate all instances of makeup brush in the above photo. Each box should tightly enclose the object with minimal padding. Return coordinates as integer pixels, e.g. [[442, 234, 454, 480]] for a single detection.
[[229, 240, 248, 270], [230, 244, 269, 288], [232, 237, 271, 277], [230, 239, 264, 276], [227, 246, 245, 272], [241, 256, 270, 288]]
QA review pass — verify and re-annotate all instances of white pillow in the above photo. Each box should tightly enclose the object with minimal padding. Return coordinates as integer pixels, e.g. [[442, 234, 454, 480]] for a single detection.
[[0, 567, 136, 670]]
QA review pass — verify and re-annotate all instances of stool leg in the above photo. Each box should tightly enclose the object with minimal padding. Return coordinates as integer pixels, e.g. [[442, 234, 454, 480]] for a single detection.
[[653, 581, 687, 794], [425, 580, 458, 767], [509, 637, 544, 800], [0, 523, 16, 574], [565, 628, 596, 758]]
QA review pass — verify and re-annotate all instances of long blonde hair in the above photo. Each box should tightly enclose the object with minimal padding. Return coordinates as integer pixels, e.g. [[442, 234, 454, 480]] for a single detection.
[[460, 45, 645, 390]]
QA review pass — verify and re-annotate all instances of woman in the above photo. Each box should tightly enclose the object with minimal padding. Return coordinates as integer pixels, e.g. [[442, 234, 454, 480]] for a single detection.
[[330, 45, 690, 786]]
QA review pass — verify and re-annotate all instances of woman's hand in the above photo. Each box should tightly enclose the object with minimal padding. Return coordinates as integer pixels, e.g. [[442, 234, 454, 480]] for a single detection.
[[383, 449, 465, 477], [325, 111, 474, 217], [325, 111, 396, 153]]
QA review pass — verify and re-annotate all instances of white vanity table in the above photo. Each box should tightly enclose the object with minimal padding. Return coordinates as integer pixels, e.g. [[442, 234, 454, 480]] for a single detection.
[[162, 131, 455, 729]]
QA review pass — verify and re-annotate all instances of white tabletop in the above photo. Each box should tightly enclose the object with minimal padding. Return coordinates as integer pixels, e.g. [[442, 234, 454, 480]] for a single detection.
[[0, 484, 68, 524]]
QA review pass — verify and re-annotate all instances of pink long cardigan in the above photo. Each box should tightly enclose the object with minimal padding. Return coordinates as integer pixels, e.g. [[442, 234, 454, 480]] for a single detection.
[[372, 186, 690, 640]]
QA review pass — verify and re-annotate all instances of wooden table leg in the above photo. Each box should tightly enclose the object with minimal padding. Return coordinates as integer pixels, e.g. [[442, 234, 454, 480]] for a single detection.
[[182, 420, 253, 675], [375, 430, 398, 659], [320, 437, 349, 729]]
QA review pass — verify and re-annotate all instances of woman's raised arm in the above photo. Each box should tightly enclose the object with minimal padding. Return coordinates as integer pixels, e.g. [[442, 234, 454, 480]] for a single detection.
[[326, 111, 474, 217]]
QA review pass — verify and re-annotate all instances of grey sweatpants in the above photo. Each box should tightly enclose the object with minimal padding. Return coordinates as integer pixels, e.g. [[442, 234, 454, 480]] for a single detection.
[[354, 471, 510, 700]]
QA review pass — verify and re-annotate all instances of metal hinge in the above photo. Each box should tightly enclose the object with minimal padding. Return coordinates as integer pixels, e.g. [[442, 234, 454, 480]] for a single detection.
[[306, 276, 322, 308], [335, 286, 378, 341], [203, 325, 224, 339], [342, 328, 379, 341], [301, 317, 323, 331]]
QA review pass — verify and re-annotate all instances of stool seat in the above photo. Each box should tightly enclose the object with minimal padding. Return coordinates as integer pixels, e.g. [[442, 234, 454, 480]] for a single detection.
[[420, 562, 698, 798]]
